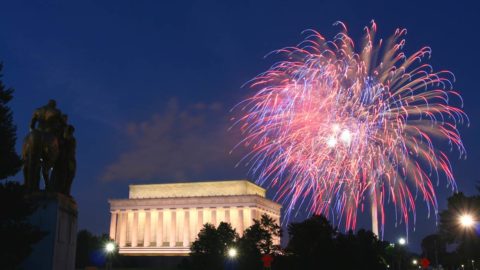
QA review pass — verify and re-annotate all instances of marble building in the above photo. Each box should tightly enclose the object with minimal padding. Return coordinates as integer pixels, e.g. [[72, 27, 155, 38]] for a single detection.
[[108, 180, 281, 255]]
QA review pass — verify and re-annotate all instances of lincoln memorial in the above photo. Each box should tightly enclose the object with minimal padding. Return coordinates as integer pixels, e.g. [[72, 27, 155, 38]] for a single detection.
[[108, 180, 281, 255]]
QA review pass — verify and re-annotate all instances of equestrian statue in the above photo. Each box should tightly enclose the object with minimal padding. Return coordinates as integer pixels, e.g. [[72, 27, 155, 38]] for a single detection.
[[22, 100, 76, 195]]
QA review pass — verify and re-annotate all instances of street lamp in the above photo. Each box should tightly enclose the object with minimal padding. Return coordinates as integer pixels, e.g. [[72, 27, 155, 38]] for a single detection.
[[459, 213, 475, 228], [412, 259, 418, 265], [228, 248, 238, 259], [460, 214, 474, 227], [392, 238, 407, 270], [105, 242, 116, 253], [105, 241, 116, 270]]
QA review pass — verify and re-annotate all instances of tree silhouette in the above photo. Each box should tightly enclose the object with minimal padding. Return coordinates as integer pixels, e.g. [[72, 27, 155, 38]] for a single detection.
[[0, 63, 44, 269], [237, 214, 281, 270], [189, 222, 238, 270], [285, 215, 391, 270], [75, 230, 114, 268], [286, 215, 337, 269], [437, 191, 480, 267], [439, 192, 480, 243], [0, 62, 22, 180], [0, 182, 45, 269]]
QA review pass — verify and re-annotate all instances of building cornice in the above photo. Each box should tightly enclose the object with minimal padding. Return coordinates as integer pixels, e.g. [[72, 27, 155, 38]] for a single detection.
[[109, 194, 281, 215]]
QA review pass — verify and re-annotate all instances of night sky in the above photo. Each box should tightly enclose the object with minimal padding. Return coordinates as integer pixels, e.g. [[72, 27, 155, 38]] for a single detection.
[[1, 0, 479, 252]]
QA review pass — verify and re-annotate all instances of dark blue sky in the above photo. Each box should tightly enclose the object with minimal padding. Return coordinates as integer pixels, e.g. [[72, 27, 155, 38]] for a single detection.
[[1, 0, 479, 252]]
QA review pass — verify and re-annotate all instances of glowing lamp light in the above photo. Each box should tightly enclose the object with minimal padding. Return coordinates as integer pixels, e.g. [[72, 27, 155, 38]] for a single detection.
[[459, 214, 475, 228], [228, 248, 237, 258], [398, 237, 406, 245], [412, 259, 418, 265], [105, 242, 116, 253]]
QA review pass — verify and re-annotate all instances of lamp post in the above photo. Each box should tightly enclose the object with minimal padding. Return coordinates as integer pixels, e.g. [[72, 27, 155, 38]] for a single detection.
[[459, 213, 476, 270], [459, 214, 475, 229], [226, 247, 238, 270], [228, 248, 238, 259], [396, 237, 406, 270], [105, 242, 116, 270]]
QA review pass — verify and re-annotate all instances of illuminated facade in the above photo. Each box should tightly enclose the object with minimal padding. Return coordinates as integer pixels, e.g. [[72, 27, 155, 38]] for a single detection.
[[108, 180, 281, 255]]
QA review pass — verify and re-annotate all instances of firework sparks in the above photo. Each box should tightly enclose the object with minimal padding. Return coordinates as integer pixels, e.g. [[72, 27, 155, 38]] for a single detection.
[[233, 21, 467, 236]]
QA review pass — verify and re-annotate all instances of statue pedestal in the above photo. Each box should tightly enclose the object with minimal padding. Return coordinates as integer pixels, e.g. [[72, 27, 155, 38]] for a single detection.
[[23, 192, 78, 270]]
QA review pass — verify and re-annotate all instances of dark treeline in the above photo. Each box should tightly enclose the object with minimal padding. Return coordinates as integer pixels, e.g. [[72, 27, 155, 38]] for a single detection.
[[181, 214, 411, 270], [0, 63, 45, 269], [420, 189, 480, 270], [75, 230, 113, 269]]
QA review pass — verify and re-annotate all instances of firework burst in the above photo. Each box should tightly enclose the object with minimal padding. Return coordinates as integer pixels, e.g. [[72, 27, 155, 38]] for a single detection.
[[233, 21, 467, 236]]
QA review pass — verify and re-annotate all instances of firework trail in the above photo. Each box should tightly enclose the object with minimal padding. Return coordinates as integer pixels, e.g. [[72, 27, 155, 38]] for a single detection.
[[233, 21, 467, 236]]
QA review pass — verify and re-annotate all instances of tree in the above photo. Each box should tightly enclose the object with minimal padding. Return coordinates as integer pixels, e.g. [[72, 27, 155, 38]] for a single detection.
[[286, 215, 337, 269], [76, 230, 113, 268], [237, 214, 282, 270], [439, 192, 480, 242], [189, 222, 238, 270], [0, 62, 22, 180], [0, 63, 44, 269], [438, 191, 480, 267], [0, 182, 45, 269], [421, 234, 447, 267], [338, 229, 390, 270], [285, 215, 391, 270]]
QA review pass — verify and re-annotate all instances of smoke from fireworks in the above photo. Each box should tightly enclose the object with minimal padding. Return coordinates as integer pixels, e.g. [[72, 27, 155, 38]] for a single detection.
[[233, 21, 467, 235]]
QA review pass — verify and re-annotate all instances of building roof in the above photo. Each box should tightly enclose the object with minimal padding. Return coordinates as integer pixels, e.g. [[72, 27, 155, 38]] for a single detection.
[[128, 180, 266, 199]]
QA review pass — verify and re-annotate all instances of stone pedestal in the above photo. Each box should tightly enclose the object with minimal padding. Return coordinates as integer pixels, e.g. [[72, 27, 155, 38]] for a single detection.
[[23, 192, 78, 270]]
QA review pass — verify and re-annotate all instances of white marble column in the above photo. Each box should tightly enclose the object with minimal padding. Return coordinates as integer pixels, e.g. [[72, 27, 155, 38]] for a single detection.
[[183, 209, 190, 247], [244, 207, 252, 229], [217, 208, 225, 226], [138, 211, 145, 245], [197, 208, 203, 232], [189, 209, 197, 242], [119, 211, 127, 247], [224, 207, 230, 223], [156, 210, 163, 247], [144, 210, 151, 247], [251, 208, 258, 221], [210, 208, 217, 226], [176, 209, 184, 245], [230, 207, 238, 231], [150, 210, 157, 246], [132, 211, 138, 247], [115, 212, 122, 243], [203, 208, 211, 226], [126, 211, 134, 246], [170, 209, 176, 247], [109, 211, 118, 240], [237, 208, 244, 235]]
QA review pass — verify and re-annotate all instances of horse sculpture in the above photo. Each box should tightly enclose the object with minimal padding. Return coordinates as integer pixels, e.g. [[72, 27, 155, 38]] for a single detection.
[[22, 129, 60, 191], [22, 100, 75, 195]]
